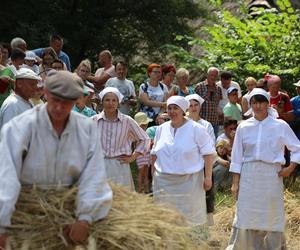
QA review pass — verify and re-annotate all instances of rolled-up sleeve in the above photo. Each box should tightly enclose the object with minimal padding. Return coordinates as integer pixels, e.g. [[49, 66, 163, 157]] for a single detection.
[[76, 124, 112, 222], [230, 125, 243, 174], [282, 122, 300, 164], [129, 118, 150, 155], [195, 126, 216, 156]]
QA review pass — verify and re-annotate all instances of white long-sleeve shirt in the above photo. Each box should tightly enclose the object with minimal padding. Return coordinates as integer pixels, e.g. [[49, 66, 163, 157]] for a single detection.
[[0, 93, 33, 130], [0, 104, 112, 232], [230, 115, 300, 174], [151, 120, 215, 174]]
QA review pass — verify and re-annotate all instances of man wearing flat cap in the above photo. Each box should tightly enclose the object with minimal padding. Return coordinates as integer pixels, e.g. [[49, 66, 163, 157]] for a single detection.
[[0, 68, 41, 130], [0, 70, 112, 248]]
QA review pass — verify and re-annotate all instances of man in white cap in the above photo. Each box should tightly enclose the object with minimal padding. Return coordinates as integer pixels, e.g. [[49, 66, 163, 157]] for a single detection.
[[0, 68, 41, 130], [0, 70, 112, 248]]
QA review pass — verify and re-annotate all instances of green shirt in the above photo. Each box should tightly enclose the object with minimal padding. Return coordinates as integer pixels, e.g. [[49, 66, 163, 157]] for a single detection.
[[146, 126, 158, 140], [72, 105, 97, 117], [223, 102, 242, 121]]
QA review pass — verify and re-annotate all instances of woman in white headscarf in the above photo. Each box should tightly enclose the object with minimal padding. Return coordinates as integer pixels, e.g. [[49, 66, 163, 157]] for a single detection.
[[185, 94, 215, 142], [185, 93, 216, 226], [151, 96, 215, 225], [227, 88, 300, 250], [93, 87, 150, 191]]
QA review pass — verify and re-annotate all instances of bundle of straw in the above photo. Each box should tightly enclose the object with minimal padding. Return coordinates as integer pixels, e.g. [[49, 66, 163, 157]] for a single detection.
[[7, 184, 203, 250]]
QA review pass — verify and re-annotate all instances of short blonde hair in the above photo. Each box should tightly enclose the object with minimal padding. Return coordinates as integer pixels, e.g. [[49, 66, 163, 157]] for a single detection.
[[77, 59, 91, 73], [244, 77, 257, 86], [216, 139, 231, 151], [176, 68, 189, 79]]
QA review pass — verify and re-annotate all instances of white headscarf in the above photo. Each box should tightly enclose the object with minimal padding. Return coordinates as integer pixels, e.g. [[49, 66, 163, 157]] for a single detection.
[[99, 87, 124, 103], [244, 88, 278, 118], [185, 94, 205, 106], [167, 96, 189, 113]]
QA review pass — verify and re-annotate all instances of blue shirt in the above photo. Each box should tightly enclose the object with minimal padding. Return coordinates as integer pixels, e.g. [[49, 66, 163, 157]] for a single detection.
[[32, 48, 71, 71], [72, 105, 96, 118], [291, 95, 300, 117], [174, 86, 194, 97], [290, 95, 300, 139]]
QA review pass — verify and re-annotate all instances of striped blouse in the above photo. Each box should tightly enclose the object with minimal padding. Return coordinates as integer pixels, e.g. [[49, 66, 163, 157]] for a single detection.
[[93, 111, 150, 157]]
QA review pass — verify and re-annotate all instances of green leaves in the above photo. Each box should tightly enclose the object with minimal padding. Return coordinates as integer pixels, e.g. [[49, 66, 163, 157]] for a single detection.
[[166, 0, 300, 93]]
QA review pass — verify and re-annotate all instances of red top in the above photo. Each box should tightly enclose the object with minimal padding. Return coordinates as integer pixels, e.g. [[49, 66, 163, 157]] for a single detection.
[[269, 92, 293, 119]]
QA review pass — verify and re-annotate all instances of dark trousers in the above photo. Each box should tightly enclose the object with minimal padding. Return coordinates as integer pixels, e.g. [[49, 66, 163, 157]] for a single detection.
[[206, 174, 214, 213]]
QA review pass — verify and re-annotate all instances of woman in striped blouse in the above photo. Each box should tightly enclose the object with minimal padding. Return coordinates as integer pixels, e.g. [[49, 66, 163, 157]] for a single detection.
[[93, 87, 150, 191]]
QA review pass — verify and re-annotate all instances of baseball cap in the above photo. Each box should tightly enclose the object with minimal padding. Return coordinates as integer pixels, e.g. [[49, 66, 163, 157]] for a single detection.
[[16, 68, 42, 81], [227, 86, 238, 95]]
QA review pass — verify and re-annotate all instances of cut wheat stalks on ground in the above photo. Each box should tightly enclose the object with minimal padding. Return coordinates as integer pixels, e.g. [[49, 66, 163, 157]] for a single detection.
[[7, 183, 205, 250]]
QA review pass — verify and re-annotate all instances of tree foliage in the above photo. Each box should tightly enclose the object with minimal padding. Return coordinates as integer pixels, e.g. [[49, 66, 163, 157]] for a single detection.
[[0, 0, 206, 70], [167, 0, 300, 92]]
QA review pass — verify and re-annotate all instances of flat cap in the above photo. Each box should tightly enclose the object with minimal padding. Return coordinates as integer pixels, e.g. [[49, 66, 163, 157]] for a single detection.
[[45, 70, 83, 100]]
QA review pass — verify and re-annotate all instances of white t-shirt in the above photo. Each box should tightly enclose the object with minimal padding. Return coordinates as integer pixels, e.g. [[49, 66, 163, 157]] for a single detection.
[[242, 92, 252, 113], [139, 82, 168, 116], [151, 120, 215, 174], [216, 133, 230, 144], [217, 81, 242, 110]]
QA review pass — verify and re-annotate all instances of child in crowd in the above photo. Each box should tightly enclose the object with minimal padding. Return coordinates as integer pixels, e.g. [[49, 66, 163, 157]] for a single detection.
[[223, 86, 242, 121], [241, 77, 257, 116], [146, 112, 169, 175], [134, 112, 152, 193], [213, 139, 232, 191], [72, 87, 97, 117], [30, 84, 44, 106], [21, 51, 39, 74]]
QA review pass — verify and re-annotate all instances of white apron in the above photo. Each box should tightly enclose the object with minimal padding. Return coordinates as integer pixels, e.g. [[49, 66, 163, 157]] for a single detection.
[[153, 170, 206, 226], [233, 161, 285, 232], [104, 158, 135, 191]]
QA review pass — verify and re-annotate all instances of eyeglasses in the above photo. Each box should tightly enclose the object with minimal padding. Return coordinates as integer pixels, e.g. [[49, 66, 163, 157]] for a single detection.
[[152, 70, 161, 74]]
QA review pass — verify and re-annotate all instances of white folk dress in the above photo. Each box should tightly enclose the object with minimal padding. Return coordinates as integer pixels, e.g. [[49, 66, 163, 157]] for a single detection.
[[227, 115, 300, 249], [151, 119, 215, 225]]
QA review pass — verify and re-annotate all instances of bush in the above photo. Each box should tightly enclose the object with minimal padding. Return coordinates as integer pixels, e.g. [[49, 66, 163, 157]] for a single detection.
[[167, 0, 300, 93]]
